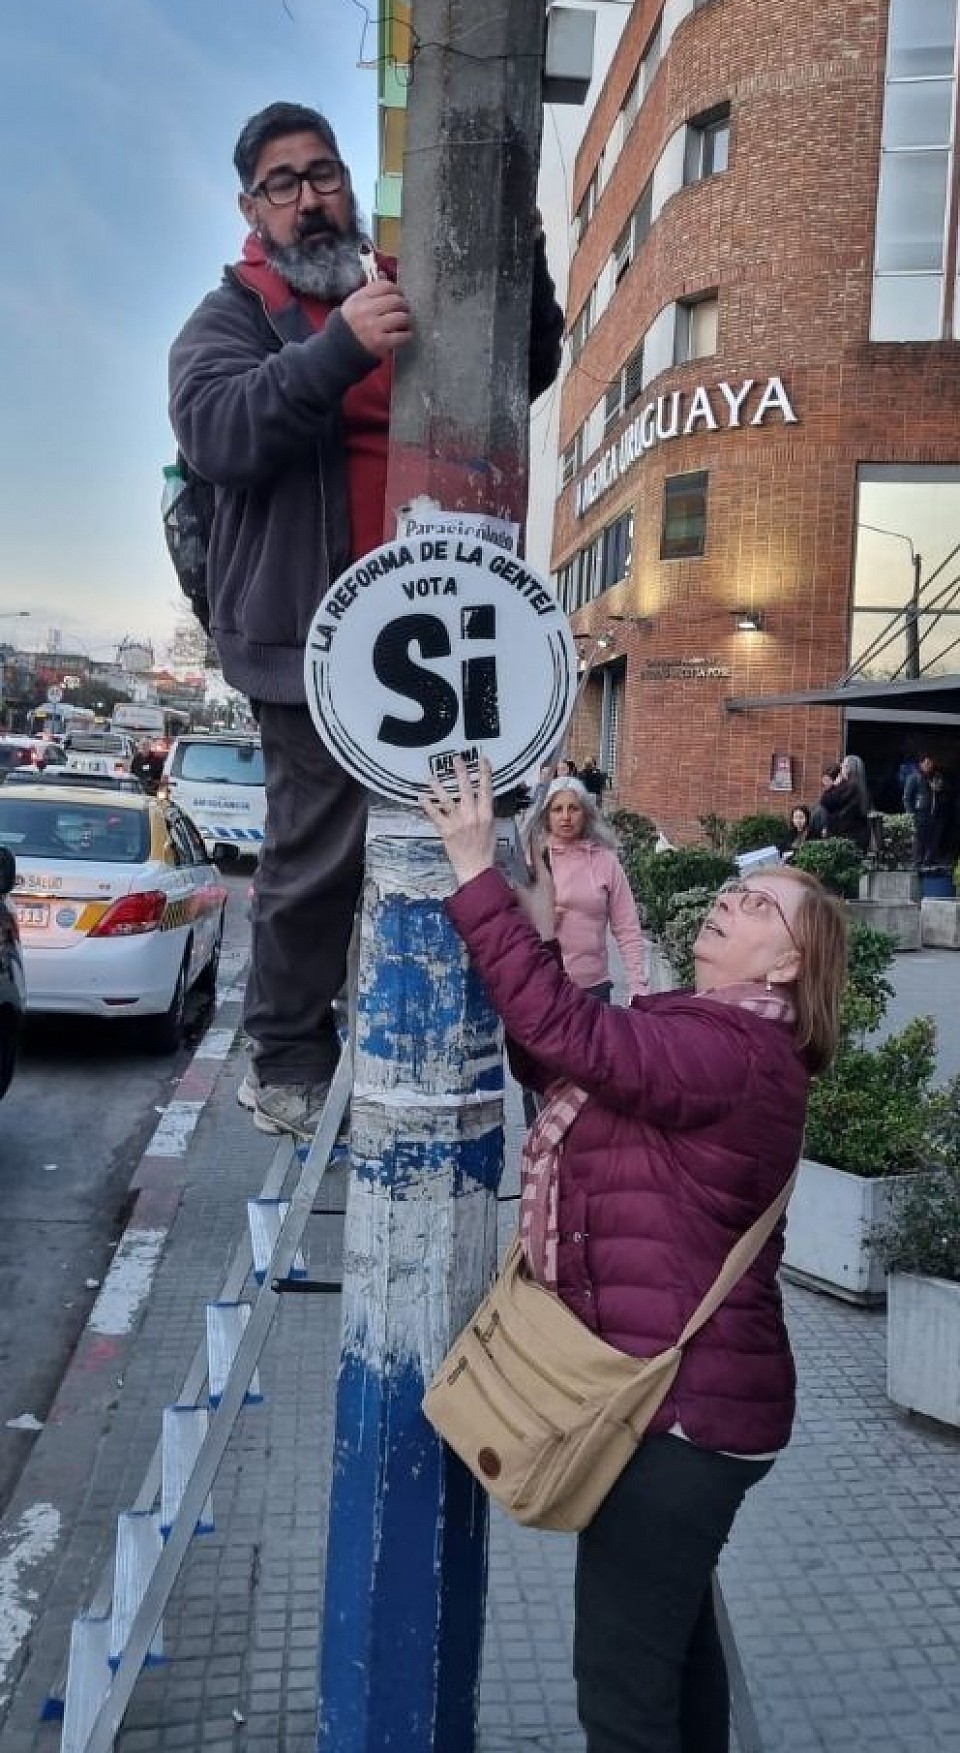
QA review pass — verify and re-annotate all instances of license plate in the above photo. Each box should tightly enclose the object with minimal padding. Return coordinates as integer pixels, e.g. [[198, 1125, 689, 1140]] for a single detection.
[[14, 901, 50, 928]]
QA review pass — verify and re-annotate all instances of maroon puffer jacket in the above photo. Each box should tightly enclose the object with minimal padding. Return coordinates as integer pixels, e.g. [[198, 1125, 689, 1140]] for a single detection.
[[446, 870, 809, 1456]]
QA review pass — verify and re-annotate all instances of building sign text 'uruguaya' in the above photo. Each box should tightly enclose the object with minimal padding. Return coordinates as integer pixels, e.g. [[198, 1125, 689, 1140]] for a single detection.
[[574, 375, 799, 518]]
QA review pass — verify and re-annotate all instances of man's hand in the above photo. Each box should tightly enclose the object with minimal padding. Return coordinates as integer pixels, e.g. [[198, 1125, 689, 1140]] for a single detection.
[[340, 281, 413, 358]]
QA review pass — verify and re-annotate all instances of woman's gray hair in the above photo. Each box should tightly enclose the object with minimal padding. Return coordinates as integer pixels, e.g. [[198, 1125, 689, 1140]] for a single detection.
[[532, 777, 618, 848], [841, 753, 871, 813]]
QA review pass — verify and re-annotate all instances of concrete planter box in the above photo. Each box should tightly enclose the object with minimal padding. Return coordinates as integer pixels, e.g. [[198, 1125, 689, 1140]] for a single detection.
[[846, 898, 921, 951], [887, 1272, 960, 1429], [858, 869, 920, 904], [920, 898, 960, 949], [782, 1158, 911, 1302]]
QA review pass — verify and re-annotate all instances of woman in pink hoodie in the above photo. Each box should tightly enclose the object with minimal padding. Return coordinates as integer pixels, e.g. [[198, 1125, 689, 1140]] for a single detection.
[[531, 776, 650, 1003]]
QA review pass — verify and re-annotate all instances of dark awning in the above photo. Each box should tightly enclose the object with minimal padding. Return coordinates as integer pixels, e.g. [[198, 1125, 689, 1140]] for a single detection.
[[724, 673, 960, 723]]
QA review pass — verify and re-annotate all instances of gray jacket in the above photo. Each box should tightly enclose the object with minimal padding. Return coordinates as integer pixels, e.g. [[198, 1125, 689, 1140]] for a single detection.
[[169, 248, 563, 705]]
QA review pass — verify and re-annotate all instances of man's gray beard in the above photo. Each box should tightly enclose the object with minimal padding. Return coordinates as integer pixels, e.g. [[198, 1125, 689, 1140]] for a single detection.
[[264, 231, 366, 299]]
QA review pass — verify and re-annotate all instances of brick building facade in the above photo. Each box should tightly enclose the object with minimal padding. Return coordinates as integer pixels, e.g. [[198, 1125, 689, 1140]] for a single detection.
[[551, 0, 960, 839]]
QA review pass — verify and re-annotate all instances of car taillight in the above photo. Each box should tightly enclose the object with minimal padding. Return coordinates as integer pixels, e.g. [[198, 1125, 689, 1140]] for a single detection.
[[89, 891, 167, 938]]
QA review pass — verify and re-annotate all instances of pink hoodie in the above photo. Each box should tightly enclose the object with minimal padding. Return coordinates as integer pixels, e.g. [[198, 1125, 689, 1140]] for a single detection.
[[549, 837, 650, 999]]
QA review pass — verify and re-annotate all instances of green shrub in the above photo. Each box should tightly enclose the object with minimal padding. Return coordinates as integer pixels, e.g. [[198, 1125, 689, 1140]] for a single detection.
[[610, 810, 658, 862], [804, 1017, 939, 1177], [881, 1163, 960, 1283], [697, 813, 731, 854], [727, 813, 794, 855], [840, 922, 896, 1045], [873, 813, 914, 870], [790, 836, 864, 897], [878, 1074, 960, 1281], [625, 847, 733, 936], [661, 886, 718, 989]]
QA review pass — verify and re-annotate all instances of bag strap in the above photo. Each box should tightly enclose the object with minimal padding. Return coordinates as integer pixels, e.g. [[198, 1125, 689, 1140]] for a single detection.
[[675, 1164, 799, 1349]]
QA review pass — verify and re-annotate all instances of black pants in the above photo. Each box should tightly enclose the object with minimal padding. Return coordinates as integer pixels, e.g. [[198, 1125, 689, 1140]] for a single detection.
[[912, 811, 943, 868], [246, 703, 366, 1085], [574, 1434, 773, 1753]]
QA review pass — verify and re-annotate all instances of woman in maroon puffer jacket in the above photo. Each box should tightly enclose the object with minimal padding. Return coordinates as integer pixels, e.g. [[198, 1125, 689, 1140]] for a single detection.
[[425, 758, 847, 1753]]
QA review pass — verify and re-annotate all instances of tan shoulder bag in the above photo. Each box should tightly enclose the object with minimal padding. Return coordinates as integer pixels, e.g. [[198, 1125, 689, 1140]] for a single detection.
[[422, 1168, 797, 1533]]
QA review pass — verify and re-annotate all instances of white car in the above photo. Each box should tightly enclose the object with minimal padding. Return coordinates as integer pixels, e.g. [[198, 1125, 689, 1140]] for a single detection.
[[0, 781, 227, 1050], [160, 733, 266, 861]]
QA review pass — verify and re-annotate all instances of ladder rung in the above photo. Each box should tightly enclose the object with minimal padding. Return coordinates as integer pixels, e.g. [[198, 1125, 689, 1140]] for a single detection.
[[160, 1406, 214, 1537], [206, 1302, 262, 1407], [60, 1615, 111, 1753], [110, 1513, 164, 1669], [247, 1198, 307, 1285]]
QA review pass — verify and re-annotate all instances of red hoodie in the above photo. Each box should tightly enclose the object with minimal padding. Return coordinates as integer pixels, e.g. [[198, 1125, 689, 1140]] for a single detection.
[[237, 233, 394, 560]]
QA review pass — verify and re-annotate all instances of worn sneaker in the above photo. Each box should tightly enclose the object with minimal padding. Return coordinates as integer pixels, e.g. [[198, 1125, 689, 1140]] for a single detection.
[[253, 1081, 333, 1142], [237, 1068, 260, 1112]]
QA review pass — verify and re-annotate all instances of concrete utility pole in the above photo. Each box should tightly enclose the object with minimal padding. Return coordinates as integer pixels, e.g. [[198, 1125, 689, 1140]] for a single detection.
[[317, 4, 546, 1750], [382, 0, 545, 535]]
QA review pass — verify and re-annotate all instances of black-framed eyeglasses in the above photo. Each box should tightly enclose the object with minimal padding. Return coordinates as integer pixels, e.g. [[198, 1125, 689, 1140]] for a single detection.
[[716, 879, 801, 952], [249, 158, 345, 207]]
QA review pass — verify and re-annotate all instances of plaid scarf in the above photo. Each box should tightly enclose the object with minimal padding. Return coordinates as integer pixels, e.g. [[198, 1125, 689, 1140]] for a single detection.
[[517, 983, 796, 1289], [519, 1082, 589, 1288]]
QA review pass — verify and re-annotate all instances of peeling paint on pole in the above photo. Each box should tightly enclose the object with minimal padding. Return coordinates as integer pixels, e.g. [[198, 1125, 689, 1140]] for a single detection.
[[318, 808, 503, 1751]]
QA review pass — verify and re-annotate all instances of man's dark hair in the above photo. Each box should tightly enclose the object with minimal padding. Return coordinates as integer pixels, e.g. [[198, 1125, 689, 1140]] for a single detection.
[[234, 103, 340, 189], [822, 761, 841, 782]]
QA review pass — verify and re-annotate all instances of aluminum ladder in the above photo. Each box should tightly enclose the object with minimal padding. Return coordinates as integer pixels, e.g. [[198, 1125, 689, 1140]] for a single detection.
[[54, 1050, 352, 1753]]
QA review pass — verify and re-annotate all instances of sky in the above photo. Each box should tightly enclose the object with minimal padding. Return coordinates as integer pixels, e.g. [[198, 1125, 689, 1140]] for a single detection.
[[0, 0, 379, 661]]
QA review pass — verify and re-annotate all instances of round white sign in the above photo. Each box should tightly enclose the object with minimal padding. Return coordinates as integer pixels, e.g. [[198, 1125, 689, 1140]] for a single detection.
[[304, 536, 577, 803]]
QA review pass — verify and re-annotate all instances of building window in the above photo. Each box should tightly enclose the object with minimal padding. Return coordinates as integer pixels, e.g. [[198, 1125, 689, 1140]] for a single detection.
[[871, 0, 959, 339], [640, 18, 662, 99], [601, 513, 633, 590], [683, 106, 730, 184], [574, 164, 601, 242], [603, 382, 624, 438], [611, 177, 653, 291], [623, 341, 645, 409], [851, 464, 960, 682], [674, 294, 719, 363], [558, 436, 580, 491], [661, 471, 708, 560], [569, 290, 596, 362], [622, 70, 641, 136]]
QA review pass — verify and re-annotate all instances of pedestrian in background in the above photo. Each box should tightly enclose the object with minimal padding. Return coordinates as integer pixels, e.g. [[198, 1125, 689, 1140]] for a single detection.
[[169, 101, 564, 1140], [904, 752, 949, 869], [808, 762, 840, 838], [580, 757, 609, 806], [785, 803, 811, 856], [424, 756, 847, 1753], [528, 777, 649, 1004], [818, 753, 872, 853]]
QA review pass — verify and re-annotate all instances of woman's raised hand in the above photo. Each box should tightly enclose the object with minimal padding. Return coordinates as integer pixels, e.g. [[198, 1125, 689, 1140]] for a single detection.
[[515, 830, 558, 941], [422, 755, 496, 885]]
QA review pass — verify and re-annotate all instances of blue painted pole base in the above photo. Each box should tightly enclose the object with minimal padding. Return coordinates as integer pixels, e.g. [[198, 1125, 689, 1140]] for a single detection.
[[317, 826, 504, 1752]]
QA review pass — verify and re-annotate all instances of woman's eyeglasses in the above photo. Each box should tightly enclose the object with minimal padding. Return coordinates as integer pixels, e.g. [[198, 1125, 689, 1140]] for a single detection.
[[716, 879, 801, 951]]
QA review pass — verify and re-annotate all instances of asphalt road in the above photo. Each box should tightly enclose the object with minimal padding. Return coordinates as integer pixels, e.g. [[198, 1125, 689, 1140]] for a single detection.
[[0, 866, 251, 1513]]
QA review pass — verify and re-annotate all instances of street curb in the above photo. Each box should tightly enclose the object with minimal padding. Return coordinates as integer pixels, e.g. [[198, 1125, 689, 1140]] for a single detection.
[[0, 989, 243, 1721]]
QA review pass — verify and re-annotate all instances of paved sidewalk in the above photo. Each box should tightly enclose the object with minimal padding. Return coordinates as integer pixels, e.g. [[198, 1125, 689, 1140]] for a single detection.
[[0, 952, 957, 1751]]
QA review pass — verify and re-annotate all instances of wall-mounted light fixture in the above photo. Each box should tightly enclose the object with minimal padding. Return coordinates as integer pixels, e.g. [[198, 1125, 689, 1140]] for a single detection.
[[732, 609, 764, 632]]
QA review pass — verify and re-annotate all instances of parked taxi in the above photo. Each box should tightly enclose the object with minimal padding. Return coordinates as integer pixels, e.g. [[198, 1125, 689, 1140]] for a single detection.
[[0, 846, 24, 1099], [0, 780, 227, 1050]]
